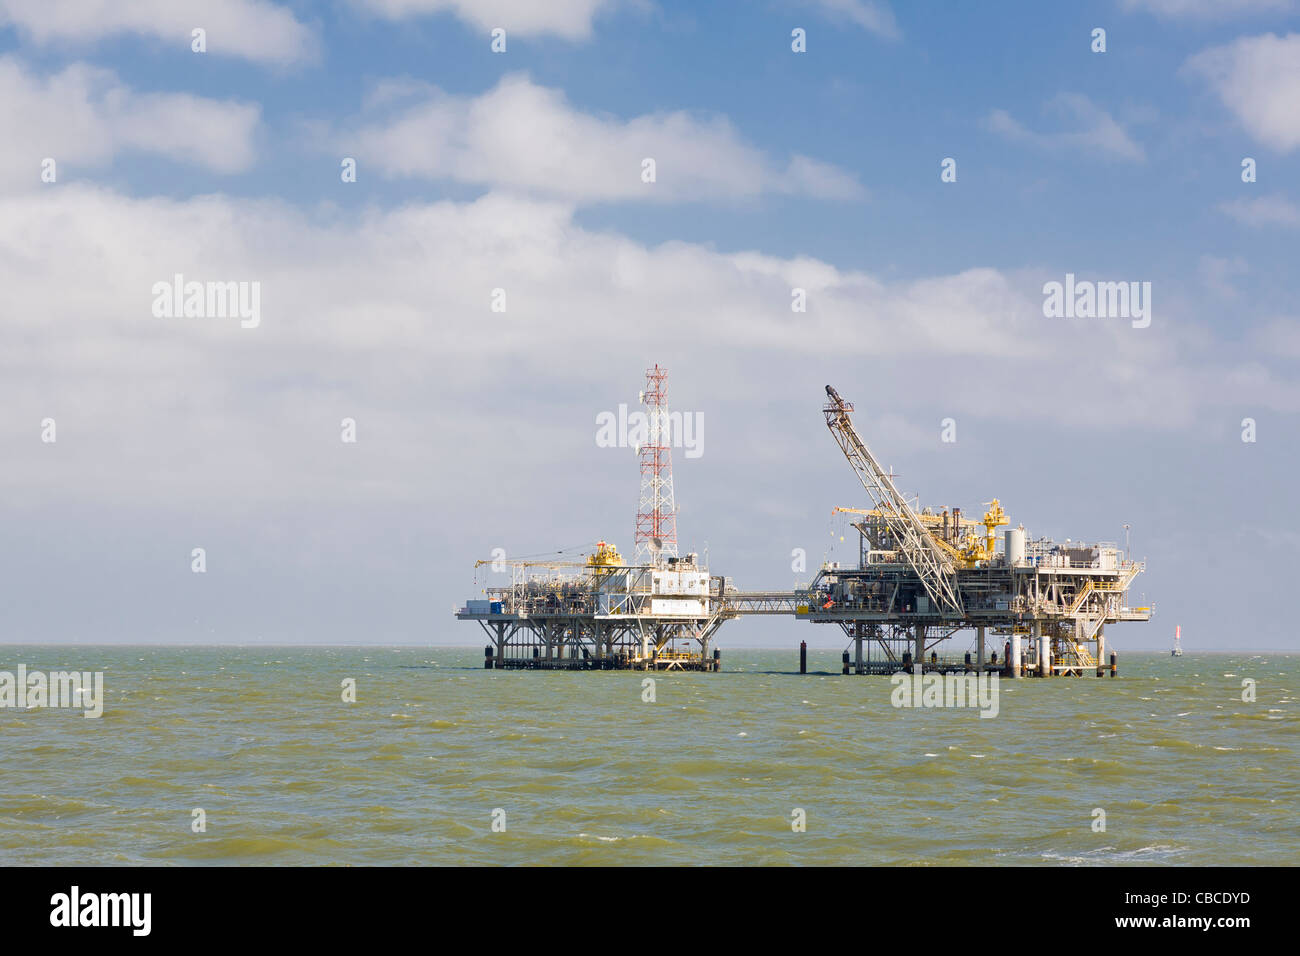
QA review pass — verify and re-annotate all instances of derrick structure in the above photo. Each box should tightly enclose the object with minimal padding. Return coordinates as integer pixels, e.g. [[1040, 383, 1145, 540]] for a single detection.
[[458, 367, 729, 671], [456, 381, 1152, 676], [796, 386, 1151, 675], [634, 364, 678, 565]]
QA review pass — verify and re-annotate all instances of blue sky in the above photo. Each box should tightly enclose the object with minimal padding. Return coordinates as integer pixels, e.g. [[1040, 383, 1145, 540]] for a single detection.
[[1, 0, 1298, 649], [8, 0, 1296, 279]]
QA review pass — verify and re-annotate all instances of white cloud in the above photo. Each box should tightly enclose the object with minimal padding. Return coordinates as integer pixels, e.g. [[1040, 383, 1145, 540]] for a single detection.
[[1218, 193, 1300, 227], [1199, 254, 1248, 297], [802, 0, 900, 40], [1185, 33, 1300, 152], [987, 93, 1145, 162], [1122, 0, 1294, 19], [0, 0, 316, 64], [339, 73, 865, 203], [2, 185, 1294, 651], [0, 57, 260, 185], [1, 187, 1288, 514], [356, 0, 624, 40], [1252, 317, 1300, 357]]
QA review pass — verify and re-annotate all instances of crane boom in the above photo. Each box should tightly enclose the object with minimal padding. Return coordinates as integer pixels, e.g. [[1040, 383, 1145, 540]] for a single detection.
[[823, 386, 964, 616]]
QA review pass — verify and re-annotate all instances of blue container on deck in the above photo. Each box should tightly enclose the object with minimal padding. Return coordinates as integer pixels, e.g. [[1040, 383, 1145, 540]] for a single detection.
[[490, 601, 504, 614]]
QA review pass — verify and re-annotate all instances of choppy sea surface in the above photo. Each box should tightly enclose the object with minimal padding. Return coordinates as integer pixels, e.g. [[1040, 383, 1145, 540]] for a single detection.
[[1, 647, 1296, 866]]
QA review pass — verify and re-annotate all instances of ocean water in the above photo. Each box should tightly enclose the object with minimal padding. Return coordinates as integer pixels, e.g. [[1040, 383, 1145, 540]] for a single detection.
[[1, 646, 1296, 866]]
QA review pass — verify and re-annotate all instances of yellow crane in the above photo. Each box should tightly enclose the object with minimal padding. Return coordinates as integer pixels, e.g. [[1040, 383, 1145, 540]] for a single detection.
[[980, 499, 1008, 558], [832, 500, 1010, 568], [474, 540, 626, 570]]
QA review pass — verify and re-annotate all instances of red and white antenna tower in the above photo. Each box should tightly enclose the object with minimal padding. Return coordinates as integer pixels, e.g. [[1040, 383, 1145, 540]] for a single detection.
[[634, 364, 678, 565]]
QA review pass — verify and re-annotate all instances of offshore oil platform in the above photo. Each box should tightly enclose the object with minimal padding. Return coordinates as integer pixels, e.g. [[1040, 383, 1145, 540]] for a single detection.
[[459, 365, 729, 671], [457, 370, 1151, 675]]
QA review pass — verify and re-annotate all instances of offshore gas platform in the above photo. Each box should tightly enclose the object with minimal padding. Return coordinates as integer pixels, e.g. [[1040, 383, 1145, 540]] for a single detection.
[[458, 365, 730, 671], [457, 371, 1151, 675]]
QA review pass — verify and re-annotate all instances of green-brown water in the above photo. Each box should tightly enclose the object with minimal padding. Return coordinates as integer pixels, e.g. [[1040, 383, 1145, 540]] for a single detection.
[[1, 647, 1296, 865]]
